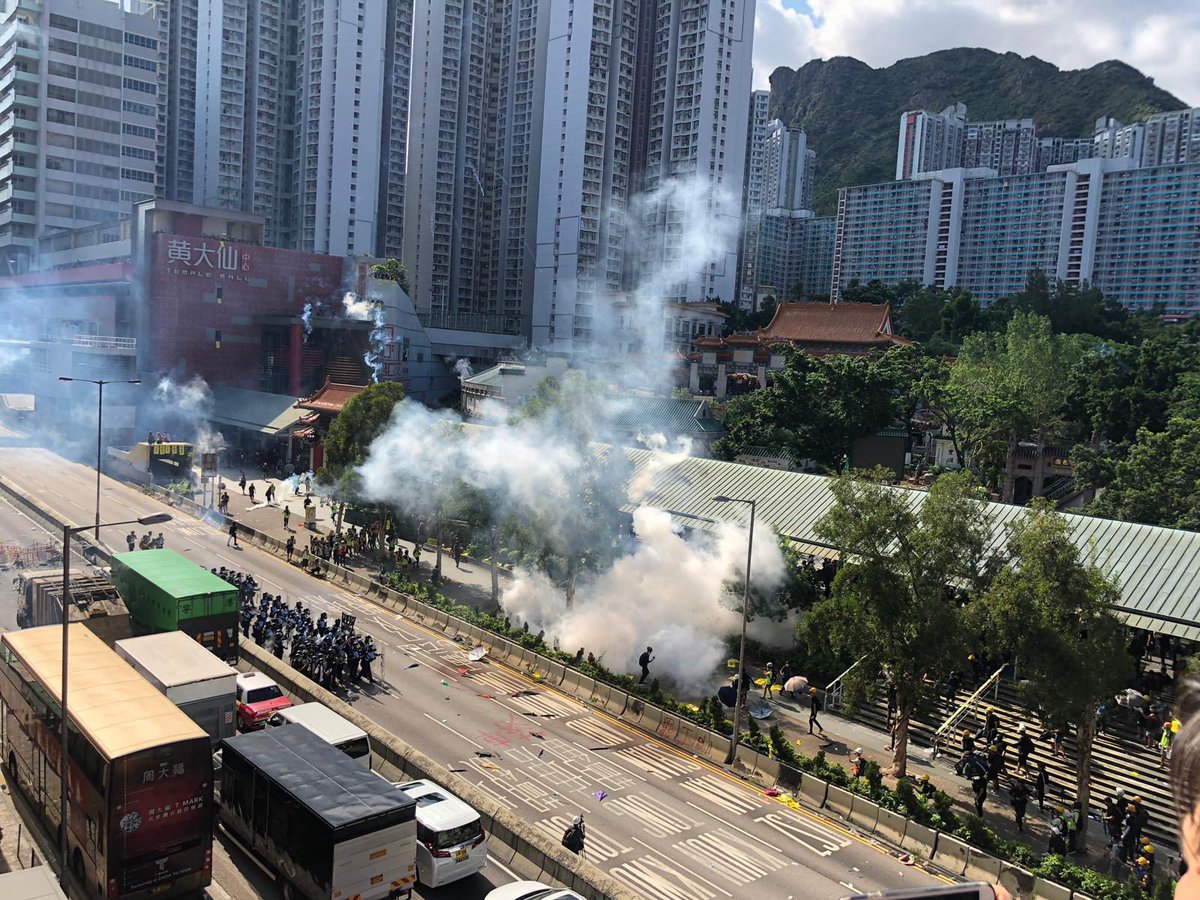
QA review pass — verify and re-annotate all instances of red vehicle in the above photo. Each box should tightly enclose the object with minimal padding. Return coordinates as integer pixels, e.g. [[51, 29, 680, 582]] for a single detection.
[[235, 672, 292, 730], [0, 625, 213, 900]]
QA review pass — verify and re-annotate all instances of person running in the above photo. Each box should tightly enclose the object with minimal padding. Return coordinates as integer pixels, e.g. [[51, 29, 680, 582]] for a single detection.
[[638, 646, 654, 684], [227, 521, 240, 548], [808, 687, 825, 736], [248, 483, 256, 504]]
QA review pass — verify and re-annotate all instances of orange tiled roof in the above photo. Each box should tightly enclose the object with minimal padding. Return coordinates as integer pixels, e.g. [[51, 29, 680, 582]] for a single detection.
[[758, 301, 899, 345], [295, 376, 368, 414]]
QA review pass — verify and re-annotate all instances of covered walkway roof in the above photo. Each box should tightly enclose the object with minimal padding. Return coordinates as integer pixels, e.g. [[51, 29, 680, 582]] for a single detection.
[[209, 387, 304, 435]]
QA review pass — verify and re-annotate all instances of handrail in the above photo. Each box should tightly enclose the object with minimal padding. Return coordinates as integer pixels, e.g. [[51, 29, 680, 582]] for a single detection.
[[824, 654, 867, 711], [931, 664, 1007, 757]]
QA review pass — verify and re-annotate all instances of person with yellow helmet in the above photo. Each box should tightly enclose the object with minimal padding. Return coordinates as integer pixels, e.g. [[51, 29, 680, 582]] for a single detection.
[[917, 772, 935, 798], [1048, 805, 1068, 855], [1141, 842, 1155, 873]]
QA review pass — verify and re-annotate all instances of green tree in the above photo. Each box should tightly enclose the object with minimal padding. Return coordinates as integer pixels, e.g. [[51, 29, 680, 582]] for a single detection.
[[370, 258, 411, 293], [723, 536, 822, 624], [715, 349, 902, 468], [720, 296, 778, 334], [966, 500, 1128, 847], [938, 289, 985, 347], [895, 287, 946, 342], [947, 313, 1091, 484], [323, 381, 406, 471], [805, 470, 990, 776], [1085, 417, 1200, 530]]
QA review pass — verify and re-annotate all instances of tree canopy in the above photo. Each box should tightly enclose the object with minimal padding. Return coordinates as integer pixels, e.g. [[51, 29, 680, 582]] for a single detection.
[[804, 469, 990, 775], [966, 500, 1127, 846], [323, 381, 406, 471]]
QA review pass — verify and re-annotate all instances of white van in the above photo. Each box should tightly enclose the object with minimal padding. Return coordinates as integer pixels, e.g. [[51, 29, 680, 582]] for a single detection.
[[266, 702, 372, 767], [393, 779, 488, 887]]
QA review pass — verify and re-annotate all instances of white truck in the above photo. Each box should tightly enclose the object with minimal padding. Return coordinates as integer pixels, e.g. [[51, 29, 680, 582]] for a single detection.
[[115, 630, 238, 747]]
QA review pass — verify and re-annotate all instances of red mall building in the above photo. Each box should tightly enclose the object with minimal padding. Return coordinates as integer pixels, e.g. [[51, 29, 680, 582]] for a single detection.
[[0, 200, 372, 396]]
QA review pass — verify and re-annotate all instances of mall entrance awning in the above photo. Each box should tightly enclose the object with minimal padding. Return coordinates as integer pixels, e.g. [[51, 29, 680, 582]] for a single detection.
[[209, 387, 304, 435]]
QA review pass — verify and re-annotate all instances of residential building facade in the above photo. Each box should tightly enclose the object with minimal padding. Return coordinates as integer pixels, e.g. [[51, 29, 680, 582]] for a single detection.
[[895, 103, 966, 180], [736, 90, 770, 308], [963, 117, 1038, 176], [756, 211, 835, 300], [1142, 108, 1200, 167], [0, 0, 160, 274], [833, 158, 1200, 314]]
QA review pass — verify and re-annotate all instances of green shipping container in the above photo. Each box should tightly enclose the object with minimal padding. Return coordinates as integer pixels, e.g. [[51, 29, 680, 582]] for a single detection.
[[109, 549, 240, 662]]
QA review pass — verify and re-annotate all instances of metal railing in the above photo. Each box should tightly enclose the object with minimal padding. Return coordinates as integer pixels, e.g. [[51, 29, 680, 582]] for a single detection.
[[824, 655, 867, 711], [37, 334, 136, 350], [931, 664, 1008, 758], [418, 310, 528, 336]]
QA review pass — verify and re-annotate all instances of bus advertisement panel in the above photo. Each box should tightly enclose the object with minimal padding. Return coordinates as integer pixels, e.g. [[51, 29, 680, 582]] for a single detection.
[[110, 740, 213, 896]]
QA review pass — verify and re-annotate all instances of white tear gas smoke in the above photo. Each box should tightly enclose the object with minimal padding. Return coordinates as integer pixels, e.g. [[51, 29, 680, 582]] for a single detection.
[[341, 292, 375, 321], [151, 375, 224, 453], [502, 506, 788, 693], [453, 357, 474, 379], [301, 302, 317, 338], [358, 400, 788, 690], [587, 176, 741, 392]]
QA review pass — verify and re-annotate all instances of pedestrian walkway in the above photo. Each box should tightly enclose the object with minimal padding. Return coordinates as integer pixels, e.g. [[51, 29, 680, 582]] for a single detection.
[[199, 467, 508, 611]]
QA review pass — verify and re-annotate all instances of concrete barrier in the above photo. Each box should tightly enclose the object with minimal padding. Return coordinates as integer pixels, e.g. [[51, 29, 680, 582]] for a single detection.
[[652, 712, 681, 744], [1031, 878, 1073, 900], [238, 642, 638, 900], [824, 785, 853, 819], [873, 807, 908, 845], [431, 608, 451, 633], [383, 589, 407, 613], [931, 833, 971, 877], [734, 745, 760, 776], [774, 762, 802, 794], [590, 682, 629, 717], [964, 848, 1004, 884], [623, 696, 650, 728], [900, 821, 937, 858], [756, 756, 781, 786], [798, 774, 828, 810], [847, 794, 880, 832], [559, 667, 589, 699], [537, 659, 567, 687], [998, 864, 1036, 900]]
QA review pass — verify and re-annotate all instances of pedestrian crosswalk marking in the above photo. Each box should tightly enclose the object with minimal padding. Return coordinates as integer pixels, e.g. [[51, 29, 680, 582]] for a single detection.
[[753, 809, 850, 856], [614, 744, 701, 779], [470, 671, 579, 717], [673, 828, 793, 885], [532, 816, 633, 862], [607, 793, 702, 839], [679, 774, 764, 815], [566, 718, 630, 747], [609, 853, 724, 900]]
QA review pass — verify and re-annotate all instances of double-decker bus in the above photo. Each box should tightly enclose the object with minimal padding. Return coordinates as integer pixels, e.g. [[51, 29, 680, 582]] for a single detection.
[[0, 625, 214, 899]]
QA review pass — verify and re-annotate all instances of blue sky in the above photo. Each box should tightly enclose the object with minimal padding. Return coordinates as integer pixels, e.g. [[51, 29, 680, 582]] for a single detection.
[[752, 0, 1197, 106]]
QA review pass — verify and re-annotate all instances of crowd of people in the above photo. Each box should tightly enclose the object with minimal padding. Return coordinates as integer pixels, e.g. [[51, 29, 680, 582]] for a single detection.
[[224, 564, 380, 690], [125, 529, 164, 551]]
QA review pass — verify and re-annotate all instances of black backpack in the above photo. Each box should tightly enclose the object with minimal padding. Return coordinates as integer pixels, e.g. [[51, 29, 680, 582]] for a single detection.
[[561, 824, 583, 852]]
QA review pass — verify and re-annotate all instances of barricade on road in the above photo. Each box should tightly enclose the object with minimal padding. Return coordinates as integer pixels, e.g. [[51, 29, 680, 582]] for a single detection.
[[964, 847, 1003, 884], [430, 608, 451, 633], [847, 794, 880, 833], [798, 774, 828, 810], [622, 696, 649, 728], [590, 681, 629, 717], [1031, 877, 1073, 900], [755, 756, 781, 786], [774, 761, 802, 793], [901, 821, 937, 858], [535, 659, 567, 687], [930, 833, 971, 877], [873, 807, 908, 845], [998, 863, 1036, 900], [504, 643, 533, 670], [734, 744, 760, 776], [652, 712, 681, 744], [824, 784, 853, 820]]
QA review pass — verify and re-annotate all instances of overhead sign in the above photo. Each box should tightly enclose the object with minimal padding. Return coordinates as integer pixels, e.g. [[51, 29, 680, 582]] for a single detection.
[[162, 236, 252, 282], [200, 452, 218, 476]]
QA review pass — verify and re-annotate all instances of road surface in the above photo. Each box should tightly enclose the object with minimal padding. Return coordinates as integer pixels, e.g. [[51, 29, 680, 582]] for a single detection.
[[0, 448, 949, 899]]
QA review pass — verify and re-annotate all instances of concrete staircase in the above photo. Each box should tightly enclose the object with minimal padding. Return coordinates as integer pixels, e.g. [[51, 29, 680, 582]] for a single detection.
[[838, 668, 1178, 853]]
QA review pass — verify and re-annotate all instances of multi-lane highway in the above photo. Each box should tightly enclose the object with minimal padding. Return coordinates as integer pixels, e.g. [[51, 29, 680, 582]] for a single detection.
[[0, 448, 948, 900]]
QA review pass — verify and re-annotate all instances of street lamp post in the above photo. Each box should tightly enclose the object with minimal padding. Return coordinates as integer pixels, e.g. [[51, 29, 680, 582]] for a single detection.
[[59, 511, 171, 892], [59, 377, 142, 540], [713, 495, 756, 766]]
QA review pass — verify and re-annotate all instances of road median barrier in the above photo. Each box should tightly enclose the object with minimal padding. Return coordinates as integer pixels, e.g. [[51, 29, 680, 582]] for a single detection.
[[964, 847, 1004, 884], [824, 784, 854, 820], [559, 668, 590, 699], [873, 807, 908, 845], [1031, 877, 1073, 900], [847, 794, 881, 833], [798, 773, 829, 810], [238, 641, 638, 900], [931, 833, 971, 877], [534, 659, 567, 687], [774, 761, 802, 793], [900, 820, 938, 858], [589, 681, 629, 717], [652, 711, 680, 744], [999, 863, 1036, 899]]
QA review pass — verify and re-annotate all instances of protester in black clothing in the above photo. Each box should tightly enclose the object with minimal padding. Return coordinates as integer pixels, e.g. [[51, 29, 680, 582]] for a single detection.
[[972, 773, 987, 817], [1034, 761, 1050, 811], [1015, 726, 1034, 774], [1010, 779, 1029, 832], [562, 815, 586, 855], [808, 688, 825, 735], [638, 646, 654, 684], [227, 521, 240, 547]]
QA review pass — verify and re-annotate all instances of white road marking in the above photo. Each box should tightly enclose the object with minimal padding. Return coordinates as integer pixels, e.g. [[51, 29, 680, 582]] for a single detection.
[[423, 713, 484, 749], [684, 802, 783, 851], [627, 838, 733, 899], [532, 816, 633, 862], [614, 744, 701, 780], [753, 809, 850, 856], [678, 774, 765, 815], [606, 793, 702, 839], [565, 718, 629, 747], [672, 828, 794, 885], [568, 741, 647, 783]]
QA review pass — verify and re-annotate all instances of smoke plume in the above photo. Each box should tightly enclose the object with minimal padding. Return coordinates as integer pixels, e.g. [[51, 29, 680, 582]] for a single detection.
[[151, 375, 224, 453]]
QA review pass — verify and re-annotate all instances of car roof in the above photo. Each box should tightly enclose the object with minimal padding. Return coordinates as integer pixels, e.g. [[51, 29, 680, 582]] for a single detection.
[[273, 703, 366, 744], [394, 778, 480, 830], [237, 671, 278, 688]]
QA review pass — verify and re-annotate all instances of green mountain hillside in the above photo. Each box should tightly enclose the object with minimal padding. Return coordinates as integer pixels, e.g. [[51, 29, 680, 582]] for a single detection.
[[769, 48, 1188, 215]]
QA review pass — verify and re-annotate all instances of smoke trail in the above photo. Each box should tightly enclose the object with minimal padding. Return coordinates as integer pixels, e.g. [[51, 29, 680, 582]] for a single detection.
[[150, 375, 224, 452], [342, 291, 375, 321], [452, 358, 474, 379]]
